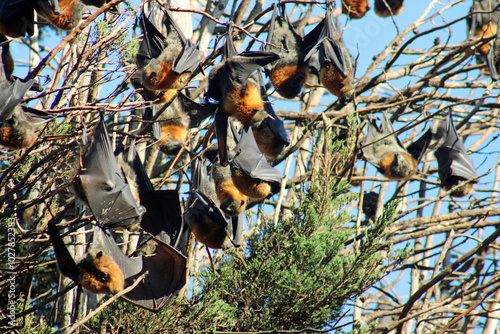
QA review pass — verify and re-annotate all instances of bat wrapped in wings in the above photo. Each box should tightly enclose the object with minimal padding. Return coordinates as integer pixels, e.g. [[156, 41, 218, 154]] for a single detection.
[[73, 117, 146, 229], [362, 111, 417, 180], [134, 8, 204, 103], [467, 0, 499, 64], [305, 0, 355, 99], [230, 126, 283, 199], [48, 221, 186, 311], [487, 5, 500, 80], [207, 23, 280, 166]]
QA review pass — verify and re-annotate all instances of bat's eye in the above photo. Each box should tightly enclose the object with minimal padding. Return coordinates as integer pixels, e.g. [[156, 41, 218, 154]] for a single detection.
[[240, 200, 245, 206], [96, 251, 103, 259]]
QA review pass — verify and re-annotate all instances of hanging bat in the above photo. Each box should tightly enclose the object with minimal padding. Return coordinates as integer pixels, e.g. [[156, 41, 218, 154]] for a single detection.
[[487, 5, 500, 80], [0, 72, 55, 150], [135, 8, 204, 101], [0, 0, 35, 37], [374, 0, 404, 18], [252, 69, 289, 158], [126, 140, 184, 247], [207, 23, 280, 166], [73, 117, 146, 229], [263, 3, 322, 99], [362, 112, 417, 180], [305, 0, 355, 99], [0, 34, 14, 81], [48, 221, 186, 311], [467, 0, 499, 64], [342, 0, 370, 19], [185, 160, 233, 249], [230, 126, 283, 199]]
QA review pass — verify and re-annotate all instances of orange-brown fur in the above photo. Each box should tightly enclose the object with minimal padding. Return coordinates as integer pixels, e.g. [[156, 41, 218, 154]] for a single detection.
[[154, 89, 179, 104], [378, 153, 416, 180], [231, 169, 272, 199], [216, 179, 247, 214], [0, 126, 36, 150], [342, 0, 370, 19], [475, 23, 497, 57], [157, 124, 188, 147], [444, 182, 474, 198], [79, 255, 124, 294], [144, 62, 191, 91], [40, 0, 80, 30], [222, 83, 265, 126], [191, 216, 229, 249], [320, 65, 355, 99], [270, 66, 308, 99], [252, 127, 280, 158]]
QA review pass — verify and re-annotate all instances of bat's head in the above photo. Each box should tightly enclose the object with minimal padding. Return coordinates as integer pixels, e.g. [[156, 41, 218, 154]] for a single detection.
[[252, 124, 286, 158], [191, 215, 230, 249], [219, 197, 247, 216], [270, 65, 307, 99], [386, 152, 417, 180], [79, 250, 125, 294], [0, 113, 37, 150], [142, 58, 190, 91], [156, 122, 188, 156], [443, 177, 475, 198]]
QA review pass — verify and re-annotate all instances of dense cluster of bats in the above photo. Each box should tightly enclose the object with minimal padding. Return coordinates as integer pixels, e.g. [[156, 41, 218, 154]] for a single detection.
[[0, 0, 484, 313]]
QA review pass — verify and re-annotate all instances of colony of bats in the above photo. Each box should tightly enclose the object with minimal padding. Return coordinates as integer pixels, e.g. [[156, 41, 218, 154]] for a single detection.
[[0, 0, 490, 319]]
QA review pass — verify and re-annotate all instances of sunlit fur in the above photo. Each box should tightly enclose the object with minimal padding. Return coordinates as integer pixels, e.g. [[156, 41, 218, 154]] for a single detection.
[[143, 61, 191, 91], [37, 0, 83, 31], [158, 124, 188, 148], [231, 168, 272, 199], [0, 120, 36, 150], [444, 179, 475, 198], [222, 83, 265, 126], [374, 0, 404, 18], [191, 216, 229, 249], [155, 89, 179, 104], [79, 254, 124, 294], [342, 0, 370, 19], [270, 65, 308, 99], [216, 179, 247, 216], [252, 126, 283, 158], [320, 65, 355, 99], [378, 152, 417, 180], [475, 23, 497, 57]]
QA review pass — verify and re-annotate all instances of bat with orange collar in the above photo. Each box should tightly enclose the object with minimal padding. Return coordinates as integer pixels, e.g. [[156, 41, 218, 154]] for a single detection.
[[408, 111, 478, 197], [48, 221, 186, 311], [263, 3, 322, 99], [342, 0, 370, 19], [134, 8, 204, 103], [185, 159, 243, 248], [467, 0, 499, 64], [374, 0, 404, 18], [207, 23, 280, 166], [252, 70, 289, 158], [305, 0, 355, 100], [73, 116, 146, 229], [230, 126, 283, 199], [362, 112, 417, 180]]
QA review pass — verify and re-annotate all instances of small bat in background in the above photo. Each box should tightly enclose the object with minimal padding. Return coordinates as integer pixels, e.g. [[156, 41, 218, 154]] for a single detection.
[[467, 0, 499, 64], [134, 8, 203, 102], [143, 94, 216, 156], [185, 159, 234, 249], [207, 23, 280, 166], [305, 0, 355, 99], [362, 111, 417, 180], [35, 0, 85, 31], [252, 69, 289, 159], [230, 126, 283, 199], [263, 3, 322, 99], [374, 0, 404, 18], [73, 117, 146, 229], [126, 140, 184, 247], [0, 0, 35, 37], [48, 221, 186, 311], [342, 0, 370, 19], [408, 112, 478, 197]]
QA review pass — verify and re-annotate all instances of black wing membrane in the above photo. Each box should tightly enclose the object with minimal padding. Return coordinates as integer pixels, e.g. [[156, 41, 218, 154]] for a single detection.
[[74, 118, 145, 229]]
